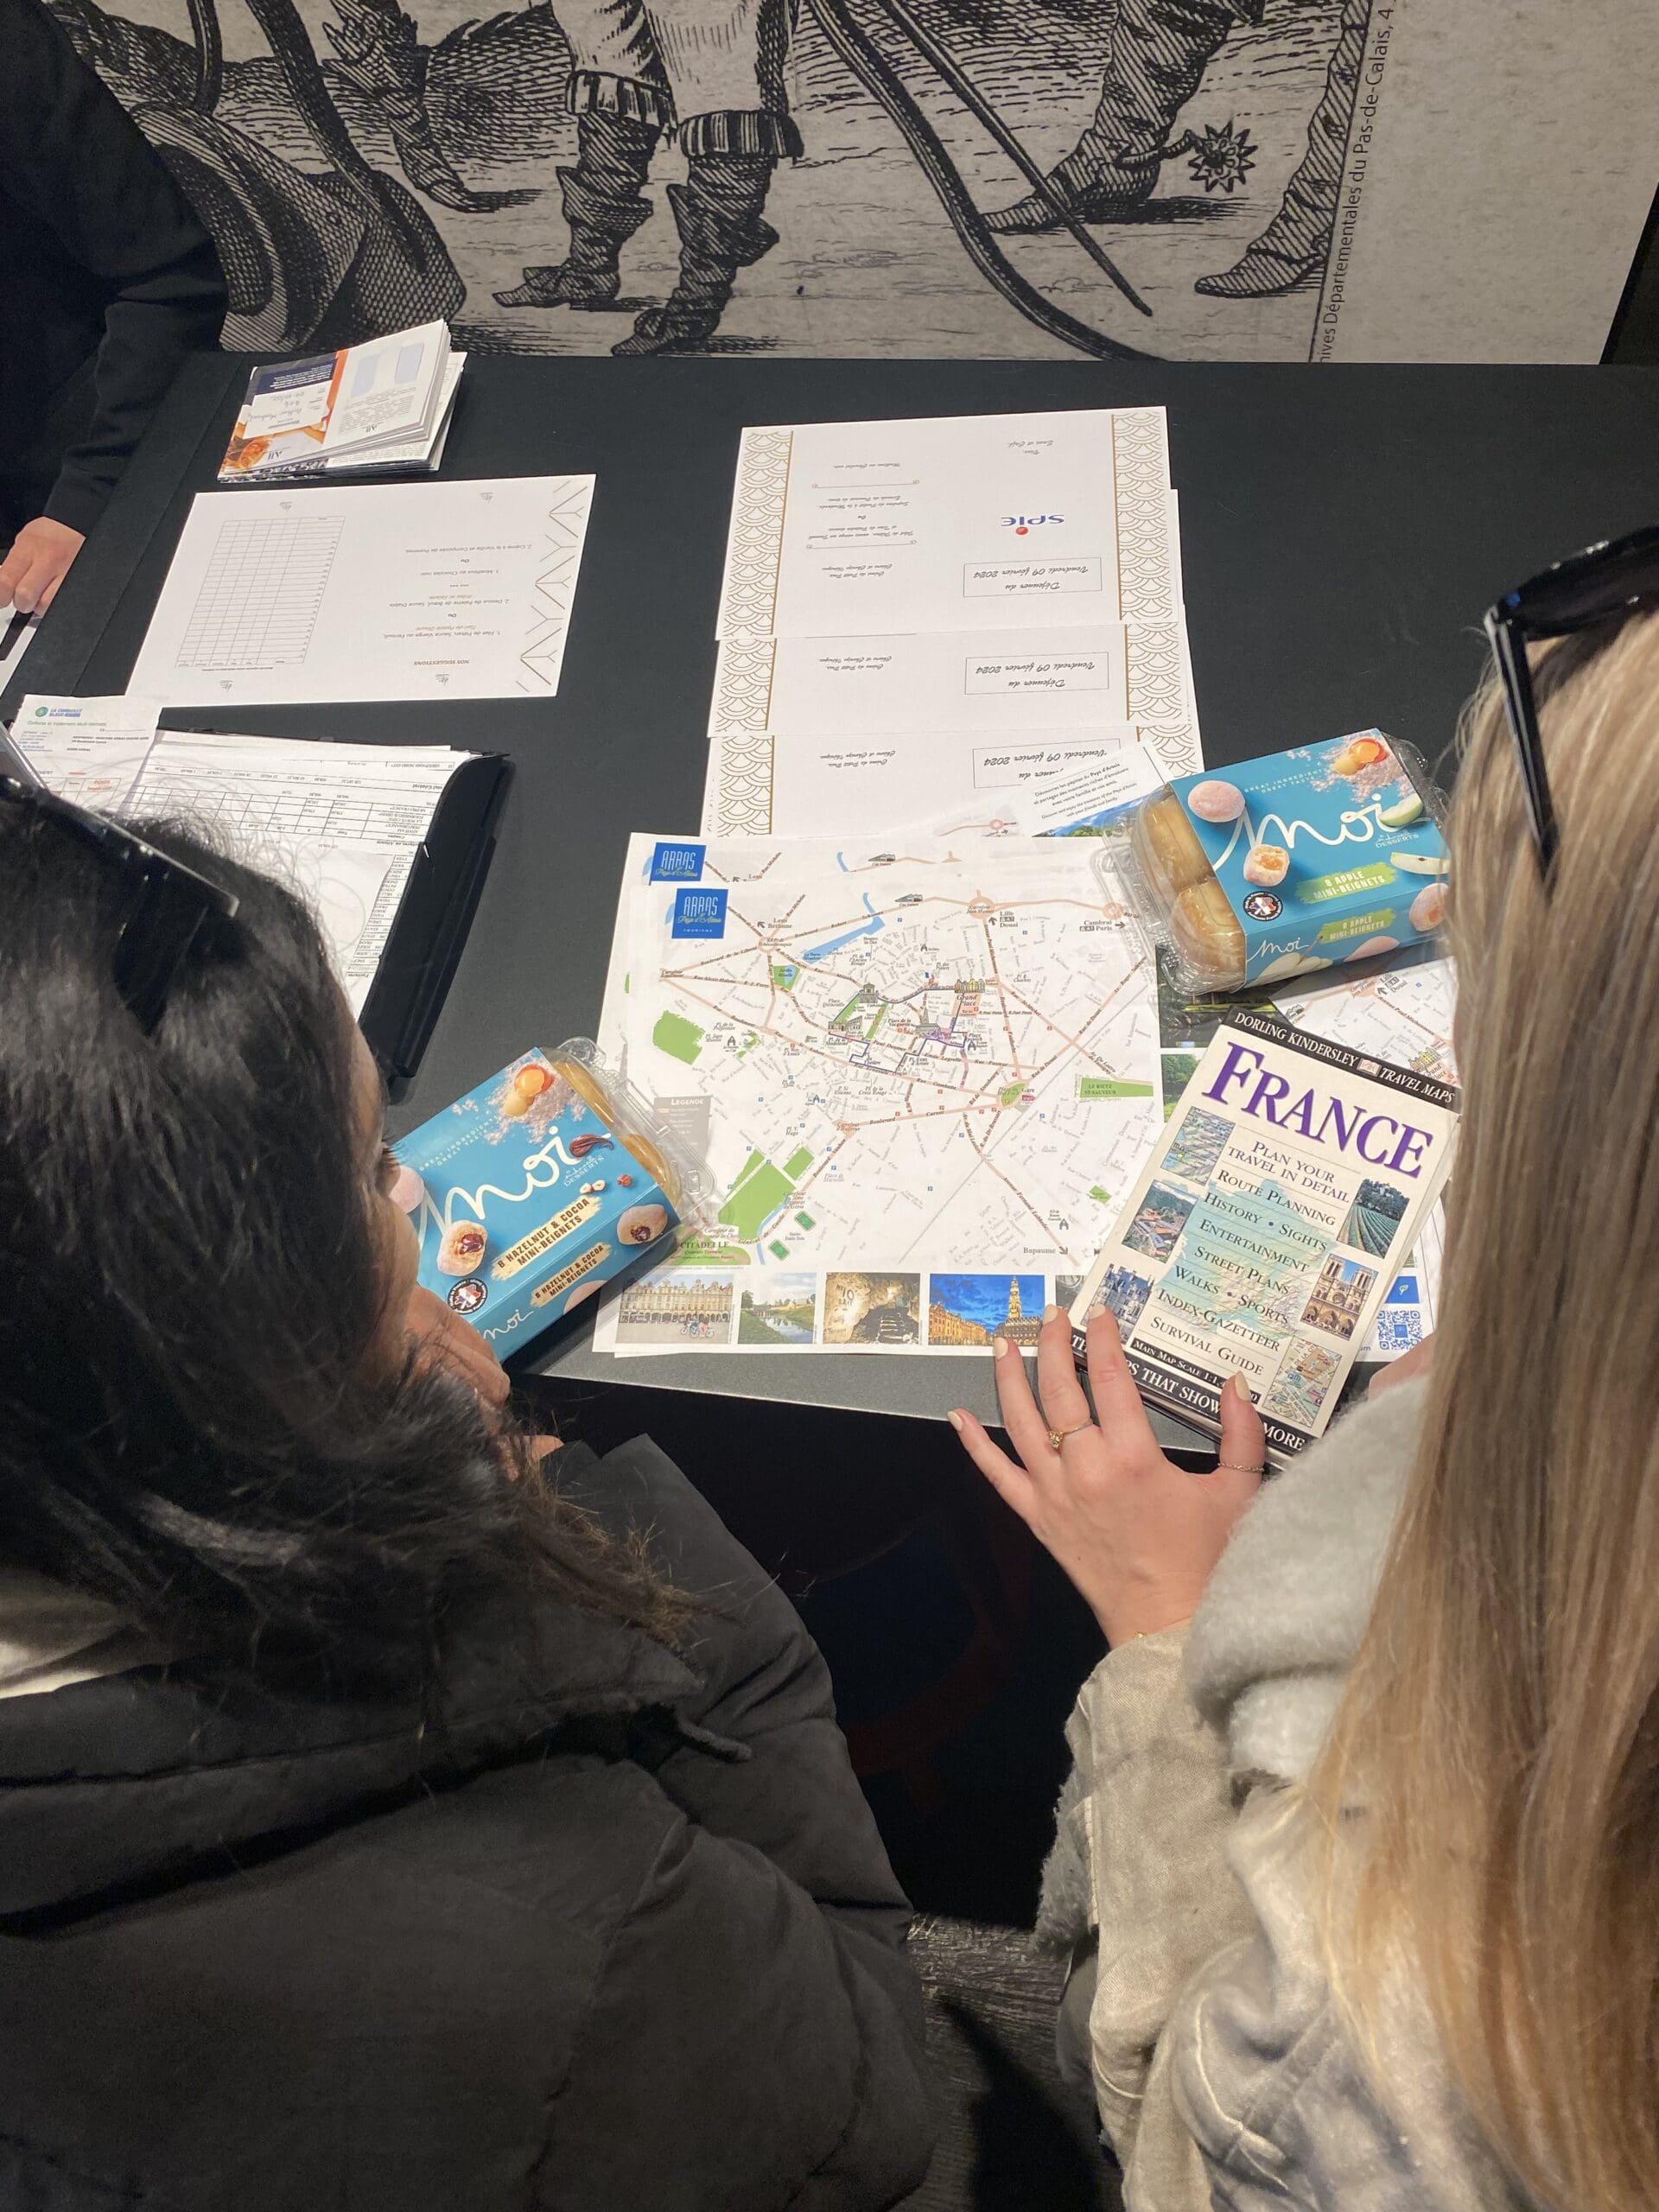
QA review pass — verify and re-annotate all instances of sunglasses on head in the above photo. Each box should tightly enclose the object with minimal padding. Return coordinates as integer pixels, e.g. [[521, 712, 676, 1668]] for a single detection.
[[1484, 522, 1659, 880], [0, 734, 238, 1035]]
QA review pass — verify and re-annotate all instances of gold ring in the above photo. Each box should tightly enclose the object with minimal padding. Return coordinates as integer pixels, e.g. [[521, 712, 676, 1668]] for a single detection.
[[1046, 1420, 1094, 1452], [1216, 1459, 1265, 1475]]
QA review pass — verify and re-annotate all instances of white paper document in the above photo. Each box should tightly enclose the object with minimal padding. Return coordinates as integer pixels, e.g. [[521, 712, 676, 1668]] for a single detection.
[[592, 830, 1160, 1357], [128, 475, 594, 705], [11, 694, 166, 809], [18, 703, 470, 1016], [709, 622, 1193, 744], [702, 722, 1177, 839], [1008, 742, 1170, 837], [135, 735, 471, 1010], [717, 409, 1178, 640], [906, 738, 1173, 844]]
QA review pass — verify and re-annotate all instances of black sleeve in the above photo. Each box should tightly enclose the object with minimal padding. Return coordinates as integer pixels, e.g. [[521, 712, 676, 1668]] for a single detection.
[[2, 0, 226, 535], [582, 1439, 922, 1956], [550, 1802, 935, 2211], [566, 1437, 936, 2189]]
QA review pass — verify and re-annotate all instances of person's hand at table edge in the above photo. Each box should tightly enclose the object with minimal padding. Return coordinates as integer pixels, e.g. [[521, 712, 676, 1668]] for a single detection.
[[0, 517, 86, 616], [948, 1303, 1265, 1647]]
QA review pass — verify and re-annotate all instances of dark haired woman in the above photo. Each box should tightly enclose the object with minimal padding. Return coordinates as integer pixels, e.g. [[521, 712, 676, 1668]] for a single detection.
[[0, 791, 933, 2210]]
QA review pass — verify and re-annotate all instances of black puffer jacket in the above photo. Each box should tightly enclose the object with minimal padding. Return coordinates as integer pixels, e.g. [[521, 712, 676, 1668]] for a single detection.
[[0, 1439, 934, 2210]]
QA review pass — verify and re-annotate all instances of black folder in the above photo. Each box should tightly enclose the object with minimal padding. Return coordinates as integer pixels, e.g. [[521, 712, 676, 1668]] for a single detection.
[[3, 709, 509, 1088], [357, 748, 512, 1084]]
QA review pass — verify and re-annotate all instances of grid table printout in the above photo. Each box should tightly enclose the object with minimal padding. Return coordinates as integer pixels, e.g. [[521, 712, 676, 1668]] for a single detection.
[[175, 515, 343, 671], [128, 734, 468, 1011], [129, 478, 596, 705]]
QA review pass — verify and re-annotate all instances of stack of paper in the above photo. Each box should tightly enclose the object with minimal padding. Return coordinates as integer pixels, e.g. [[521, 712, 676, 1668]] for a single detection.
[[14, 696, 472, 1015], [218, 321, 463, 484], [590, 408, 1203, 1359], [699, 408, 1201, 840]]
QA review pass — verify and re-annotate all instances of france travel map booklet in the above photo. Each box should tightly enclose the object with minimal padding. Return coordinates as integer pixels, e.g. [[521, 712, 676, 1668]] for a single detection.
[[1068, 1009, 1458, 1462]]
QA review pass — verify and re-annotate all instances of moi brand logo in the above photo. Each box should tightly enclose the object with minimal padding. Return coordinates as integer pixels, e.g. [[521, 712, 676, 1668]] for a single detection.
[[650, 841, 705, 883], [671, 887, 728, 940], [1001, 513, 1065, 537]]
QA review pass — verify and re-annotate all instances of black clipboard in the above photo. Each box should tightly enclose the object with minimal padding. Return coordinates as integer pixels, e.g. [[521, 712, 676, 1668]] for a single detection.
[[3, 709, 508, 1086], [358, 749, 512, 1085]]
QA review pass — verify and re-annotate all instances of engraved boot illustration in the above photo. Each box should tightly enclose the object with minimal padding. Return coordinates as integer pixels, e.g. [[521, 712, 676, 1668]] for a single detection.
[[495, 111, 660, 309], [613, 149, 782, 356], [323, 0, 533, 213], [986, 0, 1257, 232], [1196, 0, 1367, 296]]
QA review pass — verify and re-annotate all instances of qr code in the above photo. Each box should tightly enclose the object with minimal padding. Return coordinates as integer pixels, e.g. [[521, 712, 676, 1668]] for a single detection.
[[1374, 1310, 1422, 1354]]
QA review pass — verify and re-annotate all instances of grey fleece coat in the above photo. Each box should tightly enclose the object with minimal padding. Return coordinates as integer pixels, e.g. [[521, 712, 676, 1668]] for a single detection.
[[1039, 1380, 1540, 2212]]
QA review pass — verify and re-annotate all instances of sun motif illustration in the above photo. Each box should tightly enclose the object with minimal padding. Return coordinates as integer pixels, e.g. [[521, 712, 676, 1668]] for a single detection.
[[1185, 122, 1259, 195]]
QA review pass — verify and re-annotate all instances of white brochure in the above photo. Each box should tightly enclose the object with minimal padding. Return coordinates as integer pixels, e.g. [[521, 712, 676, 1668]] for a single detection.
[[717, 408, 1176, 640], [128, 475, 594, 705], [701, 721, 1182, 839], [1007, 740, 1171, 836]]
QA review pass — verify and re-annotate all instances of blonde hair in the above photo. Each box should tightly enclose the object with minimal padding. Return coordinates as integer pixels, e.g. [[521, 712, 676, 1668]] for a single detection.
[[1307, 610, 1659, 2210]]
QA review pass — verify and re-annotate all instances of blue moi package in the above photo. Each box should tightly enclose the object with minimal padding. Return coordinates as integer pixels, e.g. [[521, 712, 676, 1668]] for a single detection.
[[392, 1046, 683, 1352], [1128, 733, 1448, 993]]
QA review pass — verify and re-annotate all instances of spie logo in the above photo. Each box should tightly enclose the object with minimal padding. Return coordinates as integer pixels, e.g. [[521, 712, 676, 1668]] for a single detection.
[[1001, 513, 1064, 537]]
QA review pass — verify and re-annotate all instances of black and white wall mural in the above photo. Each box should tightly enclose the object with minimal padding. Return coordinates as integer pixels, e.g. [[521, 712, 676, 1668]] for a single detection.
[[48, 0, 1659, 364]]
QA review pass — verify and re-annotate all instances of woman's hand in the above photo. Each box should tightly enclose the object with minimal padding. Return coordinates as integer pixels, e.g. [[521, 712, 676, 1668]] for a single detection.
[[950, 1305, 1266, 1647], [405, 1284, 511, 1408], [404, 1286, 563, 1465]]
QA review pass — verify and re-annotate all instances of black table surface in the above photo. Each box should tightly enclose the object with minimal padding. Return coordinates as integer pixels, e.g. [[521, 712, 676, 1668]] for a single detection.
[[13, 353, 1659, 1434]]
